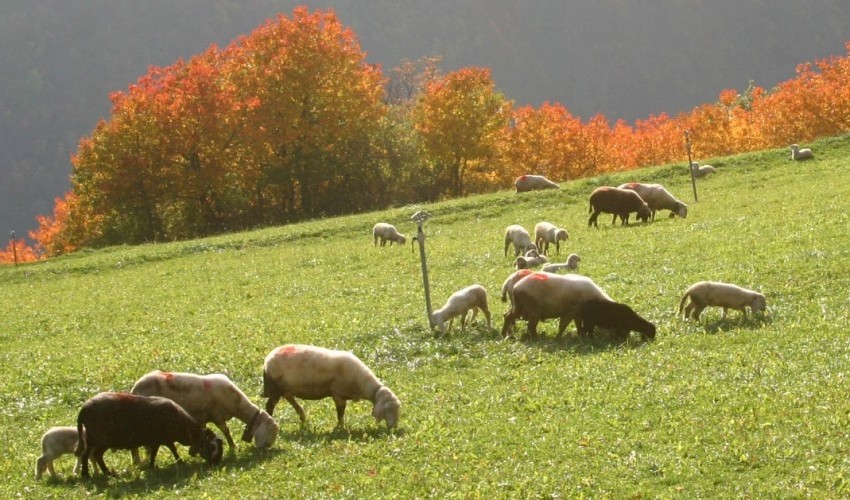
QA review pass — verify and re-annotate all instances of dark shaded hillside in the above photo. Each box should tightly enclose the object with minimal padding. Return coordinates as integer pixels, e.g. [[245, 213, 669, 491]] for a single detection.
[[2, 0, 850, 238]]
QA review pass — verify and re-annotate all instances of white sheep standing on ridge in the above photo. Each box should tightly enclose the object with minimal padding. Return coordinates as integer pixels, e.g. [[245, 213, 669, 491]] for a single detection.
[[262, 344, 401, 429], [35, 426, 93, 479], [504, 224, 537, 257], [678, 280, 767, 321], [372, 223, 407, 247], [541, 253, 581, 273], [690, 162, 716, 178], [431, 284, 492, 334], [790, 144, 814, 161], [533, 221, 569, 255], [514, 174, 559, 192]]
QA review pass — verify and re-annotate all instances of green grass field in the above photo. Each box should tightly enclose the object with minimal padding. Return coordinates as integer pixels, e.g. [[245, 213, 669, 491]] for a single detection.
[[2, 136, 849, 498]]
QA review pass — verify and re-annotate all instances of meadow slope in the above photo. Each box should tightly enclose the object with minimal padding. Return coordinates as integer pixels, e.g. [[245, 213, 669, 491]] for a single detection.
[[1, 137, 849, 498]]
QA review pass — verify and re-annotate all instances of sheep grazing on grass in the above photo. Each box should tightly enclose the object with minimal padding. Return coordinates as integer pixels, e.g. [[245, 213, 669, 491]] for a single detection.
[[501, 272, 612, 339], [263, 344, 401, 429], [588, 186, 651, 228], [790, 144, 814, 161], [515, 248, 548, 270], [431, 284, 492, 334], [617, 182, 688, 221], [690, 162, 716, 178], [504, 224, 537, 257], [36, 426, 93, 479], [75, 392, 223, 478], [514, 174, 559, 192], [372, 223, 406, 247], [534, 222, 569, 255], [678, 281, 767, 321], [541, 253, 581, 273], [578, 299, 656, 342], [130, 370, 279, 461]]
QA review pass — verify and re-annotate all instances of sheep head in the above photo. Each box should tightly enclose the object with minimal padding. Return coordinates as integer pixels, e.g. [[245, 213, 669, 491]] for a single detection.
[[241, 410, 279, 448], [372, 386, 400, 429], [189, 428, 224, 465], [751, 294, 767, 315]]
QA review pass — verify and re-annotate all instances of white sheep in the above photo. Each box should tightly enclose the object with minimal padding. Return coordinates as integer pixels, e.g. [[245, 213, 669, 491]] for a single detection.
[[617, 182, 688, 220], [541, 253, 581, 273], [514, 174, 559, 192], [262, 344, 401, 429], [35, 426, 92, 479], [372, 223, 407, 247], [533, 222, 569, 255], [501, 272, 612, 339], [678, 280, 767, 321], [690, 162, 716, 178], [130, 370, 279, 461], [431, 284, 492, 334], [790, 144, 814, 161], [504, 224, 537, 257], [514, 248, 548, 269]]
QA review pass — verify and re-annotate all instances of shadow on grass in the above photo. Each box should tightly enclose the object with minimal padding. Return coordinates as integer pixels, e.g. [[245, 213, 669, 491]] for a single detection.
[[697, 313, 772, 334], [279, 423, 405, 445]]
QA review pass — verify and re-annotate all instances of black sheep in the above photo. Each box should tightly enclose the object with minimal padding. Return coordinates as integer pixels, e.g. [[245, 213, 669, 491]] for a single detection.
[[578, 299, 656, 341], [75, 392, 223, 478], [587, 186, 652, 228]]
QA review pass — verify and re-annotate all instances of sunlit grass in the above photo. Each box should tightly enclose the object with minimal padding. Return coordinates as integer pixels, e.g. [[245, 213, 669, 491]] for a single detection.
[[2, 136, 850, 497]]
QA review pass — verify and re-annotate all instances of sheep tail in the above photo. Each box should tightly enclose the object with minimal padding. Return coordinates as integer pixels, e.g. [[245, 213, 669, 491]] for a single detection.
[[677, 291, 690, 317], [75, 420, 86, 457]]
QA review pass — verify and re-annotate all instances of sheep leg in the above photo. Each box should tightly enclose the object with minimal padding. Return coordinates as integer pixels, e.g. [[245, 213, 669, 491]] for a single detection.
[[92, 449, 111, 477], [588, 211, 599, 228], [215, 422, 237, 451], [73, 455, 83, 475], [130, 447, 142, 466], [333, 397, 347, 427], [691, 304, 706, 321], [35, 457, 49, 479], [721, 307, 728, 320], [557, 315, 574, 336], [164, 443, 183, 464], [265, 394, 281, 416], [526, 317, 540, 340], [285, 395, 308, 423], [501, 311, 516, 338], [482, 306, 492, 331]]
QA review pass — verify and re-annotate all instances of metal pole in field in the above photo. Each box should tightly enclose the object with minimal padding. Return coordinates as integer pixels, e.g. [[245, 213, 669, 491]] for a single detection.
[[685, 130, 698, 202], [10, 230, 17, 266], [411, 210, 434, 330]]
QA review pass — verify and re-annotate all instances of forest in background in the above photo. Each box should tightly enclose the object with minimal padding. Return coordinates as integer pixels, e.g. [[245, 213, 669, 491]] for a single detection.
[[3, 0, 850, 250]]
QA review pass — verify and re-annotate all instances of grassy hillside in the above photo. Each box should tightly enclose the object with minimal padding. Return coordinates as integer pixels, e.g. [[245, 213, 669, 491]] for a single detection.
[[2, 136, 849, 498]]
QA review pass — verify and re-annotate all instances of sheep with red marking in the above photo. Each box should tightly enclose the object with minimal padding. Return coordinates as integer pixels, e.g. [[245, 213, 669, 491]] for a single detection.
[[504, 224, 537, 257], [588, 186, 651, 228], [678, 281, 767, 321], [690, 162, 716, 178], [534, 222, 569, 255], [617, 182, 688, 220], [75, 392, 223, 478], [263, 344, 400, 429], [578, 299, 656, 342], [130, 370, 278, 461], [372, 223, 406, 247], [541, 253, 581, 273], [514, 174, 559, 192], [501, 272, 612, 339], [790, 144, 814, 161], [431, 284, 492, 334], [36, 426, 94, 479]]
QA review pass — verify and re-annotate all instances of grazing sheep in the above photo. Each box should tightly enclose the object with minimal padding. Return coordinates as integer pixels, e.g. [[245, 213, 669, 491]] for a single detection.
[[514, 248, 548, 269], [75, 392, 223, 478], [617, 182, 688, 220], [372, 223, 406, 247], [790, 144, 814, 161], [541, 253, 581, 273], [501, 272, 612, 339], [504, 224, 537, 257], [690, 162, 716, 178], [36, 426, 93, 479], [588, 186, 652, 228], [130, 370, 279, 460], [514, 174, 559, 192], [678, 281, 767, 321], [431, 284, 492, 334], [534, 222, 570, 255], [263, 344, 401, 429], [578, 299, 656, 342]]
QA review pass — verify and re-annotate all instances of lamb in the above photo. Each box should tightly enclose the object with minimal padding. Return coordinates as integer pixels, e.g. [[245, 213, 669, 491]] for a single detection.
[[790, 144, 814, 161], [690, 162, 716, 178], [514, 248, 548, 270], [75, 392, 223, 478], [262, 344, 401, 429], [36, 426, 93, 479], [431, 284, 492, 334], [504, 224, 537, 256], [501, 272, 612, 339], [541, 253, 581, 273], [514, 174, 559, 192], [130, 370, 279, 461], [533, 222, 570, 255], [678, 280, 767, 321], [372, 223, 406, 247], [617, 182, 688, 220], [578, 299, 656, 342], [588, 186, 652, 228]]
